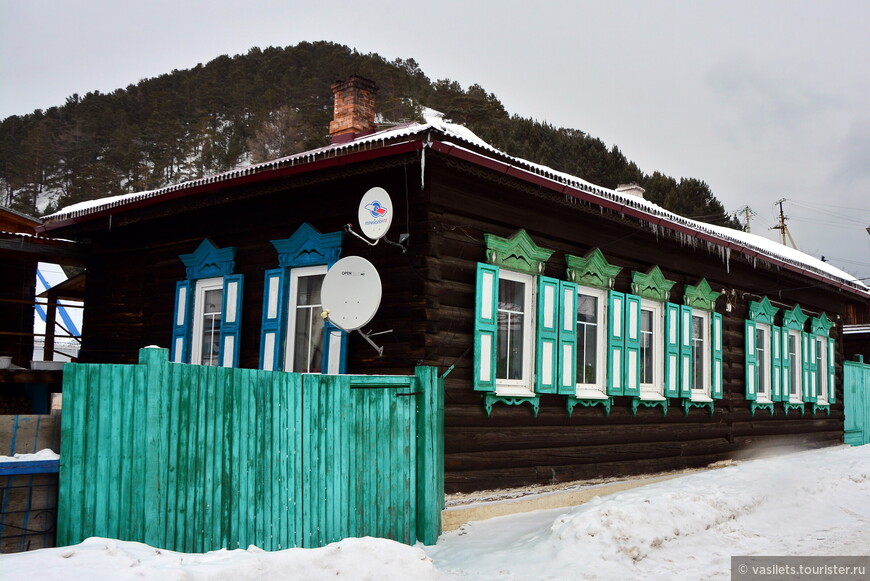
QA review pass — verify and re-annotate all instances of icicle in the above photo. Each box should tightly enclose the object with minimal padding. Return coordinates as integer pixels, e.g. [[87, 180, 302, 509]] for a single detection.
[[725, 247, 731, 273], [420, 147, 426, 190]]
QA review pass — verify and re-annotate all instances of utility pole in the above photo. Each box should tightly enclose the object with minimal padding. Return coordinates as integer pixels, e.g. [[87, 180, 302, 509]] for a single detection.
[[770, 198, 798, 249], [737, 206, 756, 233]]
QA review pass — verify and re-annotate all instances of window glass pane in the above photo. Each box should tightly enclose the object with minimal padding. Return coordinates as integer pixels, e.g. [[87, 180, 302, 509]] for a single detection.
[[789, 334, 798, 396], [640, 309, 653, 384], [200, 288, 222, 366], [577, 294, 598, 384], [756, 328, 766, 396], [497, 278, 525, 380], [816, 338, 825, 398], [292, 274, 325, 372]]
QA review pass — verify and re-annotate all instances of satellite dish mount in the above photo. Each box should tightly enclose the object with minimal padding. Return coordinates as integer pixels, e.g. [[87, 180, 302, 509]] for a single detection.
[[344, 187, 409, 252]]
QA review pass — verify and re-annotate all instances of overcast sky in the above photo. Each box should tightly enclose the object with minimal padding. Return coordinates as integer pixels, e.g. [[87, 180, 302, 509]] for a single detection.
[[2, 1, 869, 281]]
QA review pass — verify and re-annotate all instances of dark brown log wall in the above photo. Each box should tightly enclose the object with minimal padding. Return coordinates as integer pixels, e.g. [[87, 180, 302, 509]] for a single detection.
[[420, 156, 858, 493]]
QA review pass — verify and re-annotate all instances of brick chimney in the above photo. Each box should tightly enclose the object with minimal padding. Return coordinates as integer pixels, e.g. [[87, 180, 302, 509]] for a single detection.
[[329, 75, 379, 143]]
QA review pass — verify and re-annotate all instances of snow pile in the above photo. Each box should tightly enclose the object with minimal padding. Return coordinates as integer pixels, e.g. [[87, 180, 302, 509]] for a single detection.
[[429, 445, 870, 580], [0, 448, 59, 462], [1, 536, 449, 581]]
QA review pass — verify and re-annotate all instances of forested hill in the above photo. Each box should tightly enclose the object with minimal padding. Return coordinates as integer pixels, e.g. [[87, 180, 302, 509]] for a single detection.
[[0, 41, 740, 229]]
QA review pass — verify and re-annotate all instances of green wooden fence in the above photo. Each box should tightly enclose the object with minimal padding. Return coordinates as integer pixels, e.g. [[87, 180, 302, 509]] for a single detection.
[[844, 357, 870, 447], [56, 348, 443, 551]]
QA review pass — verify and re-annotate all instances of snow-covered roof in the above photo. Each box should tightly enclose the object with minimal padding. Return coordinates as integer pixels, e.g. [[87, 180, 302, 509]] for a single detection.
[[42, 110, 868, 296]]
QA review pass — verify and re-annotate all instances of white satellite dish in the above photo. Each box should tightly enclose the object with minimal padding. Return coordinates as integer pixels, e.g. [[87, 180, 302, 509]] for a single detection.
[[321, 256, 382, 331], [357, 187, 393, 240]]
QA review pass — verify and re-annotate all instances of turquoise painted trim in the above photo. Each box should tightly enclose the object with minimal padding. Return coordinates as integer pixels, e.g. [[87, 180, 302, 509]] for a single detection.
[[748, 297, 778, 325], [663, 302, 681, 398], [711, 312, 724, 399], [483, 394, 541, 417], [809, 313, 833, 336], [414, 366, 444, 546], [745, 319, 758, 401], [259, 268, 287, 371], [623, 294, 642, 397], [565, 248, 622, 290], [566, 396, 612, 417], [483, 229, 554, 275], [630, 266, 675, 302], [683, 279, 722, 311], [535, 276, 560, 394], [271, 222, 344, 268], [678, 305, 693, 397], [473, 263, 499, 392], [171, 280, 194, 364], [683, 399, 715, 416], [630, 397, 668, 416], [782, 304, 809, 331], [810, 403, 831, 416], [557, 280, 579, 395], [783, 402, 806, 416], [219, 274, 244, 368], [179, 239, 236, 279], [750, 402, 775, 416]]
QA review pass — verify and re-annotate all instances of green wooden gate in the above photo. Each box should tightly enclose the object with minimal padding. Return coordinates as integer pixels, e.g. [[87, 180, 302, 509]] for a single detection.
[[844, 357, 870, 446], [56, 348, 443, 552]]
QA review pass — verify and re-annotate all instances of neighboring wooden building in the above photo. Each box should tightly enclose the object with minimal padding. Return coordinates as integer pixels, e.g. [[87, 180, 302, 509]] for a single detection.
[[39, 76, 870, 493]]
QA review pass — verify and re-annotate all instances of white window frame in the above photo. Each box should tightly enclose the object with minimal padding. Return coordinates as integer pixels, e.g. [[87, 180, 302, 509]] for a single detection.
[[283, 265, 337, 373], [787, 330, 803, 403], [690, 309, 712, 402], [190, 277, 224, 366], [639, 299, 664, 400], [575, 287, 607, 398], [755, 322, 772, 403], [496, 269, 535, 397], [815, 336, 828, 405]]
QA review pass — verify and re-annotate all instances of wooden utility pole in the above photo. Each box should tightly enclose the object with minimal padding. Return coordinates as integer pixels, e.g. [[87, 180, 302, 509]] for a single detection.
[[770, 198, 797, 248]]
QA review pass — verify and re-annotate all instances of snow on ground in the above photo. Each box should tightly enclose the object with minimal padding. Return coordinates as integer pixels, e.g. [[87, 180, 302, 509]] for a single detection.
[[0, 448, 59, 462], [2, 445, 868, 580]]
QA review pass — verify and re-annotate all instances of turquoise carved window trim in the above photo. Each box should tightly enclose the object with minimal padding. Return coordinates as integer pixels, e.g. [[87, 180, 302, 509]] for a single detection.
[[565, 248, 622, 290], [171, 239, 244, 368], [259, 223, 346, 373]]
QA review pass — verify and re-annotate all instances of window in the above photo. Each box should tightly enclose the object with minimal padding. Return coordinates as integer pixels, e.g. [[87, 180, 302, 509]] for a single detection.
[[285, 266, 327, 373], [496, 269, 535, 395], [191, 277, 224, 366], [755, 323, 771, 402], [576, 288, 607, 396], [815, 337, 828, 405], [259, 223, 347, 373], [639, 299, 663, 398], [690, 311, 711, 399], [171, 240, 244, 368], [787, 330, 802, 403]]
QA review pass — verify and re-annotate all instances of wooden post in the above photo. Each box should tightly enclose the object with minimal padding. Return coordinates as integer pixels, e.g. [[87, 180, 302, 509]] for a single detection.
[[414, 366, 444, 545]]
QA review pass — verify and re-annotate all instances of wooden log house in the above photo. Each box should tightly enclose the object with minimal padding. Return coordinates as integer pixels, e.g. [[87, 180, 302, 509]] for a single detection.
[[38, 76, 870, 493]]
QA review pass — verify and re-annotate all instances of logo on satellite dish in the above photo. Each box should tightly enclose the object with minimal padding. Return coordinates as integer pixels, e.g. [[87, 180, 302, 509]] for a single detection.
[[358, 187, 393, 240], [364, 200, 389, 220]]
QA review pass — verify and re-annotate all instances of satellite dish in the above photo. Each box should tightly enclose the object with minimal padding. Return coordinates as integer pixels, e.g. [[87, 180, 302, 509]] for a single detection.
[[321, 256, 382, 331], [357, 187, 393, 240]]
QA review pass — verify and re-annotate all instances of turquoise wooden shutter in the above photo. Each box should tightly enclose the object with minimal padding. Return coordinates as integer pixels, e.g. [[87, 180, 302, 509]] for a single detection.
[[745, 320, 757, 401], [827, 337, 836, 404], [259, 268, 287, 371], [711, 312, 723, 399], [219, 274, 244, 368], [536, 276, 560, 394], [679, 305, 693, 398], [781, 329, 791, 400], [557, 280, 578, 395], [607, 291, 626, 396], [474, 263, 499, 392], [623, 294, 642, 397], [171, 280, 194, 364], [664, 302, 681, 398], [801, 332, 811, 402], [806, 333, 818, 403], [322, 322, 348, 374], [771, 326, 783, 402]]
